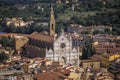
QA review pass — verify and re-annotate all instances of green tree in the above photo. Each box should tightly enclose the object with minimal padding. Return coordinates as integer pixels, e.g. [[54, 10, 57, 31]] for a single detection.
[[93, 30, 101, 35], [0, 52, 8, 62], [104, 28, 111, 34], [82, 47, 88, 59], [4, 24, 16, 33], [82, 39, 96, 59], [0, 36, 14, 48]]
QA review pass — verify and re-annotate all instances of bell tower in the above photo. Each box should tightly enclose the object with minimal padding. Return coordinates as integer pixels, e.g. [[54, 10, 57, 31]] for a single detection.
[[49, 4, 55, 37]]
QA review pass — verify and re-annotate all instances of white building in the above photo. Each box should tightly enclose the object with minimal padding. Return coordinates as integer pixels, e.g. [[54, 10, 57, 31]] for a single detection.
[[46, 30, 79, 64]]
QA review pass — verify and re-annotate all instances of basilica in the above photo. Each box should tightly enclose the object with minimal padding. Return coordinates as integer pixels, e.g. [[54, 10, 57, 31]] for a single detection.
[[45, 5, 79, 64], [46, 30, 79, 64]]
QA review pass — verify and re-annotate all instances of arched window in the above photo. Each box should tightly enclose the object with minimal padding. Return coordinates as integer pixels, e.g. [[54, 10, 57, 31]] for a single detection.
[[51, 24, 54, 30]]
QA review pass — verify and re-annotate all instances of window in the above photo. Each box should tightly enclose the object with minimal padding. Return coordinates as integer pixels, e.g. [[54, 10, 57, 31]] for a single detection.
[[60, 43, 66, 48], [51, 24, 54, 30]]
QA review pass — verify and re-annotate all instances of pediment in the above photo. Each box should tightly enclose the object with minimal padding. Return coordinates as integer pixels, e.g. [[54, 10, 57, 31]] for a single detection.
[[48, 48, 53, 53], [55, 34, 69, 43], [72, 48, 77, 52]]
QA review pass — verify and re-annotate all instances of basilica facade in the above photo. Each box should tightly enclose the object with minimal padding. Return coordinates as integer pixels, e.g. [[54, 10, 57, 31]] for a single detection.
[[45, 5, 79, 64], [46, 31, 79, 64]]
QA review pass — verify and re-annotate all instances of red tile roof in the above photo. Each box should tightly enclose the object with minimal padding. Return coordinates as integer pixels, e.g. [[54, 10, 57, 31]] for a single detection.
[[28, 32, 53, 42], [33, 71, 65, 80]]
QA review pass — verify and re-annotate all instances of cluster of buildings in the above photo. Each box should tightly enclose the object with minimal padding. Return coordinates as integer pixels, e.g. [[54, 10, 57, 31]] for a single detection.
[[0, 5, 120, 80], [56, 0, 78, 3], [67, 24, 112, 34], [5, 18, 34, 27]]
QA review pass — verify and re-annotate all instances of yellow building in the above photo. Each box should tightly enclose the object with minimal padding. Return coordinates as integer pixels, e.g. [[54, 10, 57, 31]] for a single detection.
[[14, 35, 29, 51], [81, 60, 101, 69], [101, 53, 120, 68], [6, 18, 26, 27]]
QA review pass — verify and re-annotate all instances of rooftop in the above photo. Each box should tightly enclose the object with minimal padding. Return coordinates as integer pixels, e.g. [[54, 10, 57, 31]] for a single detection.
[[33, 71, 66, 80], [28, 32, 54, 43]]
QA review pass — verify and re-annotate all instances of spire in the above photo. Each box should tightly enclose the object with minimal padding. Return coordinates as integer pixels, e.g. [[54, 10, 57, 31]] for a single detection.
[[49, 1, 55, 37], [50, 2, 54, 14]]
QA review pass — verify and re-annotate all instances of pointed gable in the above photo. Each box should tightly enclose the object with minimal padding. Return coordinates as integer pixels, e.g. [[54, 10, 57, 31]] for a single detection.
[[72, 47, 77, 53], [48, 48, 53, 53], [55, 32, 70, 43]]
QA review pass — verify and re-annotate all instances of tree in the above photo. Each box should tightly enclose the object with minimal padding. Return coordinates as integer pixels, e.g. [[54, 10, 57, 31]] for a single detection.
[[104, 28, 111, 34], [0, 36, 14, 48], [82, 38, 96, 59], [4, 24, 16, 33], [82, 47, 88, 59], [0, 52, 8, 62], [93, 30, 100, 35]]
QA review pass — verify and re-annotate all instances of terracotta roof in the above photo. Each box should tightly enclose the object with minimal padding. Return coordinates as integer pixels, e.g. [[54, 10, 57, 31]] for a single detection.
[[95, 47, 120, 54], [0, 32, 54, 43], [55, 69, 70, 75], [117, 74, 120, 79], [32, 57, 43, 61], [33, 71, 65, 80], [0, 65, 9, 69], [81, 59, 100, 63], [95, 68, 114, 79], [17, 75, 23, 80], [102, 53, 120, 58], [28, 32, 53, 42], [0, 33, 29, 37]]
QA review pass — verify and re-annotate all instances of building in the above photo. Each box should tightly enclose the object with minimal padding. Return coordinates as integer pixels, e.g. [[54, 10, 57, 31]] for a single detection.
[[6, 18, 33, 27], [49, 5, 55, 37], [67, 24, 112, 34], [116, 74, 120, 80], [46, 30, 79, 64], [14, 35, 29, 53], [56, 0, 78, 3], [108, 58, 120, 75], [24, 5, 55, 58], [93, 26, 112, 33], [67, 24, 92, 34], [100, 53, 120, 68], [24, 32, 53, 58], [56, 0, 61, 3], [94, 68, 114, 80], [0, 65, 24, 76], [81, 59, 101, 69], [33, 71, 66, 80]]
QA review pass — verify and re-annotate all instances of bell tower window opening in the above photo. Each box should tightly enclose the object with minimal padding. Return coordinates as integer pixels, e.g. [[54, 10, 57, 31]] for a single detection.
[[52, 24, 54, 30]]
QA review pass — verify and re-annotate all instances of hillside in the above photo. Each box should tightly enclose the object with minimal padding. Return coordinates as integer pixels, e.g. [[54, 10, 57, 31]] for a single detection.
[[0, 0, 120, 35]]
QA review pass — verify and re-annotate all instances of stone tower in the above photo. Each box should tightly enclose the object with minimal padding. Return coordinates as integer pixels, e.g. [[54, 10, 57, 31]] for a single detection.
[[49, 4, 55, 37]]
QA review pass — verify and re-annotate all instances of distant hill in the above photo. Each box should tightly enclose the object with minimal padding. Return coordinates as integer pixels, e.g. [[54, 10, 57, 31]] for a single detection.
[[0, 0, 34, 6], [0, 0, 120, 35], [0, 0, 56, 6]]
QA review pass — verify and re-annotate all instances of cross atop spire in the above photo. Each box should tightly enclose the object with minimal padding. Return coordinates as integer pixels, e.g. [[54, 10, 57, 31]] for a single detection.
[[50, 0, 54, 14], [50, 5, 54, 14]]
